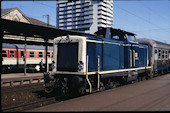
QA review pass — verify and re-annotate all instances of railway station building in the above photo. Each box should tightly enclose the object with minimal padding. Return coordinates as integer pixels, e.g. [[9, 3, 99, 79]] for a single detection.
[[1, 8, 55, 27], [56, 0, 114, 34]]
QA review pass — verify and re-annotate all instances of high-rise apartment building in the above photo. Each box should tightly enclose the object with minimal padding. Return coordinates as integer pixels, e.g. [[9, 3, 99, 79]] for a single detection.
[[56, 0, 113, 34]]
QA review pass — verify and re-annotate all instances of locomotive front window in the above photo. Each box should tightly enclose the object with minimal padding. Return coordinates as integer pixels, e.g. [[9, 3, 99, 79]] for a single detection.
[[57, 43, 78, 72], [2, 50, 7, 57], [29, 51, 34, 58], [10, 51, 15, 57]]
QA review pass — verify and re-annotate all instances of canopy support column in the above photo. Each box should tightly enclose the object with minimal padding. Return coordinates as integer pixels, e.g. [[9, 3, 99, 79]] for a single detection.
[[45, 39, 48, 72], [0, 32, 4, 75], [24, 36, 27, 76]]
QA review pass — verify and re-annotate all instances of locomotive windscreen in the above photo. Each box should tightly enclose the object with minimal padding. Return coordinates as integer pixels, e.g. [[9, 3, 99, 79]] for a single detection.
[[57, 43, 78, 72]]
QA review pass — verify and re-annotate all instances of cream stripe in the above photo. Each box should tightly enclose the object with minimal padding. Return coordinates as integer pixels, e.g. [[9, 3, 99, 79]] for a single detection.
[[54, 66, 151, 75]]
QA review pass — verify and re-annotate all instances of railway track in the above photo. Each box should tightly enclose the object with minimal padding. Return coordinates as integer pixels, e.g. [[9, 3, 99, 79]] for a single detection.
[[2, 97, 57, 112], [1, 74, 165, 112]]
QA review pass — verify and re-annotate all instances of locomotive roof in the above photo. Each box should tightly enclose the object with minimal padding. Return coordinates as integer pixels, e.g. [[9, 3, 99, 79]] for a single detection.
[[2, 43, 53, 50], [94, 27, 136, 37], [137, 38, 170, 50]]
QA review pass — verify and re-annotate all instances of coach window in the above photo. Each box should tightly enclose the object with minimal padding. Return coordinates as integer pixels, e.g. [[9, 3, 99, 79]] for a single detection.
[[169, 51, 170, 59], [20, 51, 24, 57], [162, 50, 165, 60], [165, 50, 168, 60], [38, 52, 43, 57], [10, 51, 15, 57], [2, 50, 7, 57], [154, 49, 158, 60], [158, 49, 161, 60], [47, 52, 50, 57], [29, 51, 34, 58]]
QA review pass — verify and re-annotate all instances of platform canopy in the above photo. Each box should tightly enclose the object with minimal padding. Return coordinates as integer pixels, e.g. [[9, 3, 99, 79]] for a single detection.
[[1, 19, 93, 46], [0, 18, 95, 74]]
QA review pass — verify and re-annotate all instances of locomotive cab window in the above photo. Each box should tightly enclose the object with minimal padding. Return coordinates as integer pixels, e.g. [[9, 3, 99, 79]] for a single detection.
[[10, 51, 15, 57], [29, 51, 34, 58], [38, 52, 43, 57], [112, 35, 119, 40], [126, 35, 137, 43], [2, 50, 7, 57]]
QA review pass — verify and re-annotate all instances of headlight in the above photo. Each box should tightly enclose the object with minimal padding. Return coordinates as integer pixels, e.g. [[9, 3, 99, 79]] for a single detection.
[[51, 60, 55, 70], [78, 61, 84, 72]]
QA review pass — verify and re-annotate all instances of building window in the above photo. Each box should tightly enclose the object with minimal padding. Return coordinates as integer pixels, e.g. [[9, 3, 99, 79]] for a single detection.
[[2, 50, 7, 57], [29, 51, 34, 58], [10, 51, 15, 57], [38, 52, 43, 58]]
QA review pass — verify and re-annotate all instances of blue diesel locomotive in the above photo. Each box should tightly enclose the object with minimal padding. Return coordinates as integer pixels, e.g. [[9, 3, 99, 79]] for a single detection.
[[44, 27, 151, 95]]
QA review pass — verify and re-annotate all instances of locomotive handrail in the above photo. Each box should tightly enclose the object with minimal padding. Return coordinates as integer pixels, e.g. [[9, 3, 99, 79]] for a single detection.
[[97, 56, 100, 91], [86, 55, 92, 93]]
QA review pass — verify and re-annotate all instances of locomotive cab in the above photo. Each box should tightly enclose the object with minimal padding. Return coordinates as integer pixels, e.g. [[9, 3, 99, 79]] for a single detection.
[[52, 35, 87, 73]]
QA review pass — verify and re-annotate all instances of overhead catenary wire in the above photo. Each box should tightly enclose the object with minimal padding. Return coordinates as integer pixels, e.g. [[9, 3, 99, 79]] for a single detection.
[[113, 4, 169, 33]]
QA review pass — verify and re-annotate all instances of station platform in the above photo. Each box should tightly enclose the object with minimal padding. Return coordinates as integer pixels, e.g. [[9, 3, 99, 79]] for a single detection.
[[1, 73, 44, 87]]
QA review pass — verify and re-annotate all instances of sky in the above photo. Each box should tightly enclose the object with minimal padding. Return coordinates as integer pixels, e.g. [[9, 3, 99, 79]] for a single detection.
[[1, 0, 170, 44]]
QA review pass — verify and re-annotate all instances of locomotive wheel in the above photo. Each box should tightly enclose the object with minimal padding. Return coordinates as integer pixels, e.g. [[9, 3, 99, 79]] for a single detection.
[[61, 80, 68, 96], [146, 73, 151, 80], [45, 84, 54, 93], [142, 75, 146, 81], [78, 82, 86, 95], [99, 82, 105, 91], [107, 79, 115, 89], [44, 78, 57, 94]]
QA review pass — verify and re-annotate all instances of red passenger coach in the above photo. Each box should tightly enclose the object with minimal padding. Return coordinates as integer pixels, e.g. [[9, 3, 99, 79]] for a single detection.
[[2, 43, 53, 73]]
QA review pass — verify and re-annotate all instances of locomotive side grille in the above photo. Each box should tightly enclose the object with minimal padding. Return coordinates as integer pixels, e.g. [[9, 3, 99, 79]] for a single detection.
[[57, 43, 78, 72]]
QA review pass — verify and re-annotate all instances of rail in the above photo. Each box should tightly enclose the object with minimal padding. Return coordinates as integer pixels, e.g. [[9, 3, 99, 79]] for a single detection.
[[2, 97, 57, 112]]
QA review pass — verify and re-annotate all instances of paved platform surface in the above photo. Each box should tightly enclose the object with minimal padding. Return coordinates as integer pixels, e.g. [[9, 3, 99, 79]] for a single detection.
[[28, 74, 170, 112]]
